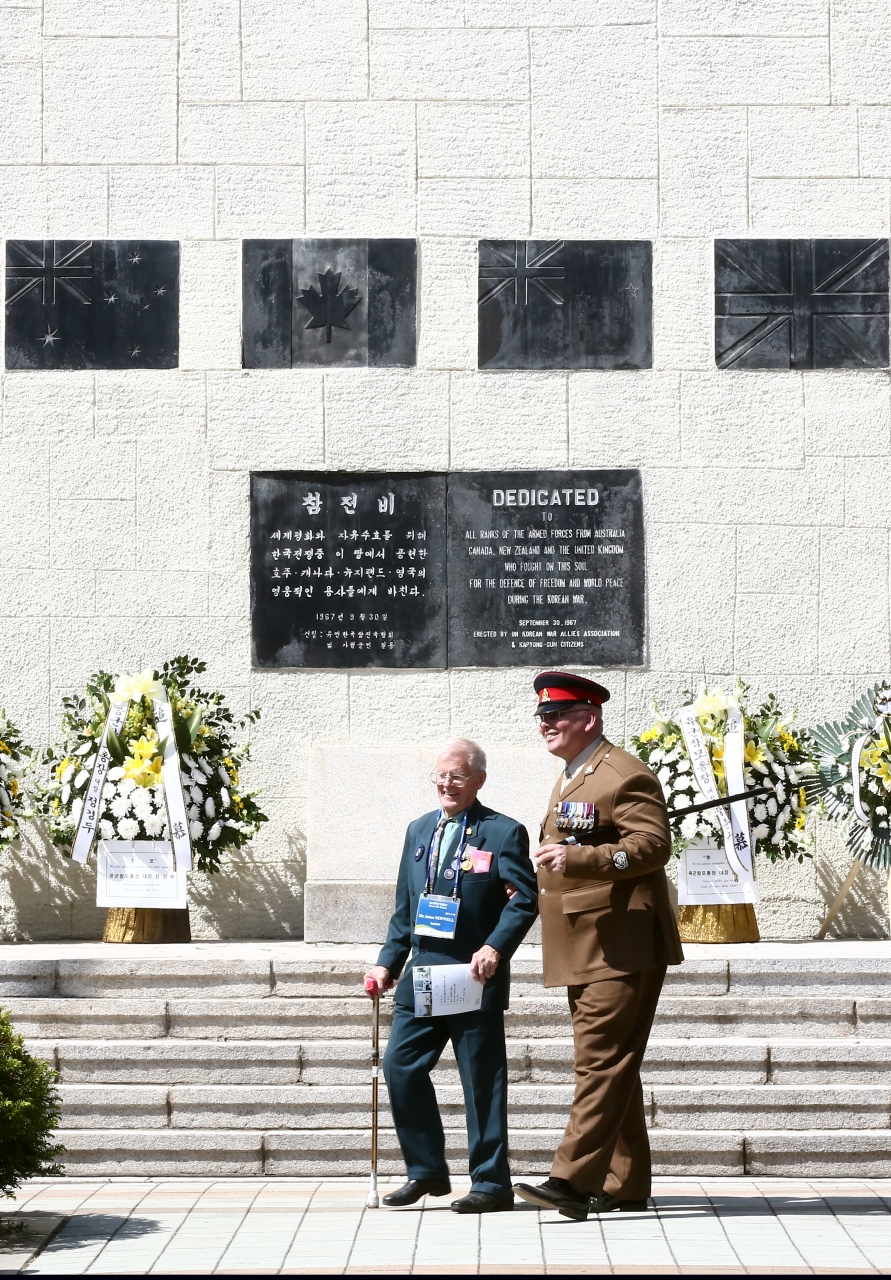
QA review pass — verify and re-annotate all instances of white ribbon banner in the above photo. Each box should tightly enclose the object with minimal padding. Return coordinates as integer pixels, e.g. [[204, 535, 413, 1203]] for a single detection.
[[72, 699, 129, 864], [678, 704, 748, 880], [151, 690, 192, 872], [723, 707, 756, 881], [851, 718, 882, 825]]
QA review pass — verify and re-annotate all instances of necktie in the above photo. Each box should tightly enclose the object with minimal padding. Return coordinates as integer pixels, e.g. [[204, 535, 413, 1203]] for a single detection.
[[428, 812, 449, 886]]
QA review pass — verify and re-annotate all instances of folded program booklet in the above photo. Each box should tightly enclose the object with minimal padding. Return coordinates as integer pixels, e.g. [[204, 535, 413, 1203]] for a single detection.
[[412, 964, 484, 1018]]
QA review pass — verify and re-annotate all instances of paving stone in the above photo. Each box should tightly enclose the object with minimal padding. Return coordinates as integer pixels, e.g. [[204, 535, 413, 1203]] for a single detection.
[[769, 1039, 891, 1083], [746, 1130, 891, 1177], [58, 1084, 169, 1128]]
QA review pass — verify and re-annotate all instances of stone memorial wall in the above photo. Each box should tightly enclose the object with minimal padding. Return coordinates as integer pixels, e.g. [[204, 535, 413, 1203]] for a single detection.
[[2, 0, 891, 941]]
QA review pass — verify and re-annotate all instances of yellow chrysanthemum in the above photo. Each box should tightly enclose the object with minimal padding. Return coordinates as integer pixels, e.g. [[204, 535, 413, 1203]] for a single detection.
[[639, 726, 660, 743], [55, 756, 71, 781], [0, 741, 10, 755]]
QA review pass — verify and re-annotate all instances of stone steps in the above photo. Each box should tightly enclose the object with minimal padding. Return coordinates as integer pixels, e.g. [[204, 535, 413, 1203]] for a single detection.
[[4, 941, 891, 1178]]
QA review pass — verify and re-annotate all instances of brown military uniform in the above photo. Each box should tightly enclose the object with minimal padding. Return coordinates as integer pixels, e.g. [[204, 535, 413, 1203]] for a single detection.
[[538, 736, 683, 1199]]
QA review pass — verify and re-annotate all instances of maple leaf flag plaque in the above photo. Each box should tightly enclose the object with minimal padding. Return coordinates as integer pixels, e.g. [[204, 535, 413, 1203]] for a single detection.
[[243, 239, 417, 368]]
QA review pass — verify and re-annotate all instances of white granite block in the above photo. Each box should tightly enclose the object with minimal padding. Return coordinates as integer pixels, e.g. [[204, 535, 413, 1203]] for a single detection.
[[370, 28, 528, 100], [306, 103, 415, 237], [324, 371, 450, 471], [569, 371, 682, 467], [680, 372, 805, 469], [416, 238, 477, 371], [659, 0, 827, 36], [418, 103, 529, 179], [532, 180, 658, 239], [44, 0, 177, 35], [449, 371, 568, 469], [659, 37, 829, 107], [804, 371, 891, 457], [95, 371, 207, 441], [180, 0, 241, 101], [179, 240, 242, 371], [44, 38, 177, 164], [418, 179, 529, 238], [750, 107, 859, 178], [215, 167, 305, 239], [180, 103, 305, 166], [819, 527, 890, 673], [242, 0, 367, 101], [659, 108, 748, 236], [108, 167, 215, 239], [750, 178, 891, 235], [831, 0, 891, 105], [206, 371, 324, 470]]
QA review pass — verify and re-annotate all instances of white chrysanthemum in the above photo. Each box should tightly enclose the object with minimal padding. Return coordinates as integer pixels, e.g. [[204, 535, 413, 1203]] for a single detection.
[[107, 766, 125, 781], [61, 784, 71, 805], [657, 767, 671, 788], [60, 761, 75, 785], [648, 749, 664, 765], [676, 758, 691, 774], [118, 817, 139, 839], [754, 803, 767, 822], [208, 821, 222, 842], [84, 754, 97, 771], [73, 769, 89, 789], [775, 781, 786, 804], [189, 785, 203, 805], [189, 771, 204, 789], [99, 819, 115, 840], [188, 804, 200, 821], [753, 823, 769, 840], [680, 814, 699, 840], [110, 794, 131, 818], [766, 796, 778, 817], [220, 787, 230, 809], [204, 796, 215, 819], [144, 814, 165, 837], [190, 820, 204, 839], [218, 765, 230, 784], [75, 740, 93, 756], [132, 799, 153, 823], [71, 797, 83, 821], [786, 765, 799, 784], [102, 783, 116, 801], [198, 756, 213, 776], [119, 777, 136, 795], [673, 795, 690, 811]]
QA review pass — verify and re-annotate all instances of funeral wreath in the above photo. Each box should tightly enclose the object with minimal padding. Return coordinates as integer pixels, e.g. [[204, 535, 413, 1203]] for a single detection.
[[37, 655, 266, 873], [805, 683, 891, 871], [631, 684, 819, 863], [0, 711, 33, 848]]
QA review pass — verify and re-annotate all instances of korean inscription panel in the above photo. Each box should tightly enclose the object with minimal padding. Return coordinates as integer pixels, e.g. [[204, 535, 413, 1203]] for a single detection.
[[447, 470, 645, 668], [251, 472, 447, 669]]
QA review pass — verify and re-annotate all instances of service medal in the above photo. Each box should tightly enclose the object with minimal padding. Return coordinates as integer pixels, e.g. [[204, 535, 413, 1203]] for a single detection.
[[461, 856, 473, 871]]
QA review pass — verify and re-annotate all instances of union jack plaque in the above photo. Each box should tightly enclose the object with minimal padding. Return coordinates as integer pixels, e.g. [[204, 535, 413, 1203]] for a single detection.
[[242, 239, 417, 368], [715, 239, 890, 369], [478, 240, 652, 370], [5, 240, 179, 370]]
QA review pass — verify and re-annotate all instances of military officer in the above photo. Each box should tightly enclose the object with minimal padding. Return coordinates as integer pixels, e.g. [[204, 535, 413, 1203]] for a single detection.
[[364, 738, 538, 1214], [514, 673, 683, 1221]]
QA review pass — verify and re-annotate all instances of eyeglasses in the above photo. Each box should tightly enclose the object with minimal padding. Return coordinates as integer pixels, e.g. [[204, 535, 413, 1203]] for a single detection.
[[430, 771, 472, 786], [537, 708, 592, 724]]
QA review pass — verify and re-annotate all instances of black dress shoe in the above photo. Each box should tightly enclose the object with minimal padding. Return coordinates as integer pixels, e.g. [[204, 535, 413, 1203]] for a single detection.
[[383, 1177, 451, 1207], [451, 1191, 514, 1214], [592, 1192, 650, 1213], [513, 1177, 590, 1221]]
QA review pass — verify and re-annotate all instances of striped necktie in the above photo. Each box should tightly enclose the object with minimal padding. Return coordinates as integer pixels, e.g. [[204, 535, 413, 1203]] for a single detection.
[[428, 812, 449, 885]]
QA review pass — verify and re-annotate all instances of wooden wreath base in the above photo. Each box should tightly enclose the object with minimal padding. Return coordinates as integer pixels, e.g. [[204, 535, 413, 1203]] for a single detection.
[[677, 903, 760, 944], [103, 907, 191, 944]]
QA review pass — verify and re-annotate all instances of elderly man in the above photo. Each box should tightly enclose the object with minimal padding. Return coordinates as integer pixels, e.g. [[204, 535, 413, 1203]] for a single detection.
[[514, 672, 683, 1221], [364, 738, 537, 1214]]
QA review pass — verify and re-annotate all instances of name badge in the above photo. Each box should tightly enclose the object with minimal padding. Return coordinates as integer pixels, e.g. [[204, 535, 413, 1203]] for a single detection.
[[414, 893, 460, 940]]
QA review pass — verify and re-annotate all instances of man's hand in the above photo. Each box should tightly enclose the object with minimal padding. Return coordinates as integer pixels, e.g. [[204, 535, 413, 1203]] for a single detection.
[[469, 945, 500, 984], [363, 965, 393, 998], [504, 881, 518, 900], [533, 842, 567, 875]]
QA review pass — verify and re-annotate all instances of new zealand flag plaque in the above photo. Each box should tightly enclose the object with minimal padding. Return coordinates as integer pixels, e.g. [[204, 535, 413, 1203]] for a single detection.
[[447, 470, 645, 668], [251, 472, 447, 669], [478, 240, 652, 370], [243, 239, 417, 368], [5, 240, 179, 369]]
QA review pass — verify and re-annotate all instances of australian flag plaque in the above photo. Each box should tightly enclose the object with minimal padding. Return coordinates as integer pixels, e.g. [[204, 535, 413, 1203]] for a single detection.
[[243, 239, 417, 368], [251, 472, 447, 669], [478, 240, 652, 370], [5, 240, 179, 370]]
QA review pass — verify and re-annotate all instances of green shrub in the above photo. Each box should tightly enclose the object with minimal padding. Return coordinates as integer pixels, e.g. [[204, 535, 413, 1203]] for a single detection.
[[0, 1007, 65, 1199]]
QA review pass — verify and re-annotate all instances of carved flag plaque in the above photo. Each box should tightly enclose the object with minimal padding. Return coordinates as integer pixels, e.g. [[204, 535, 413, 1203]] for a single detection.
[[715, 238, 890, 369], [478, 240, 652, 370], [242, 239, 417, 368], [5, 240, 179, 370]]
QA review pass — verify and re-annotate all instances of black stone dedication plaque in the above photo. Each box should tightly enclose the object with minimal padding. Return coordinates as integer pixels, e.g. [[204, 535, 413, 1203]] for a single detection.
[[447, 470, 645, 667], [243, 239, 417, 368], [715, 238, 890, 369], [5, 240, 179, 370], [251, 472, 447, 668], [478, 240, 652, 370]]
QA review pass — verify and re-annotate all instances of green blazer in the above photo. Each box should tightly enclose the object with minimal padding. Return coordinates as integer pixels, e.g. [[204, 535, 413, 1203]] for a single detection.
[[377, 798, 538, 1012]]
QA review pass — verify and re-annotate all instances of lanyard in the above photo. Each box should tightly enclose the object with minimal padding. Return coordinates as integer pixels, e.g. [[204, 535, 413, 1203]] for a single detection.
[[425, 809, 469, 899]]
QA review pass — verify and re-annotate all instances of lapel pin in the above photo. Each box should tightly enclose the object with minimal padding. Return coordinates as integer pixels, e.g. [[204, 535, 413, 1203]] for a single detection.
[[414, 845, 425, 861]]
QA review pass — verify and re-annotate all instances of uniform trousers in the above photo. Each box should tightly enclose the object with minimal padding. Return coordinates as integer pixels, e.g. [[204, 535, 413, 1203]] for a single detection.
[[551, 966, 666, 1199], [383, 1004, 511, 1196]]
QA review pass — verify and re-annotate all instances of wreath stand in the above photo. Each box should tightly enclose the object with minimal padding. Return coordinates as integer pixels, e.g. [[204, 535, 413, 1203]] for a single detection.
[[677, 903, 760, 944], [103, 907, 191, 943]]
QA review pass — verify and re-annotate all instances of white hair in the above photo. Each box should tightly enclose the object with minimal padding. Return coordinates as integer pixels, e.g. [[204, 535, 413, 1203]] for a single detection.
[[437, 737, 487, 773]]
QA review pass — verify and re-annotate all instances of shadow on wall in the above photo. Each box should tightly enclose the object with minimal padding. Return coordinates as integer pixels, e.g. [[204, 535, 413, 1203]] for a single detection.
[[0, 821, 307, 942]]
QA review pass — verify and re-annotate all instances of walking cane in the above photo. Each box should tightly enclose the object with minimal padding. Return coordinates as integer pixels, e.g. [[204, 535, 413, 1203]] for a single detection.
[[364, 976, 381, 1208]]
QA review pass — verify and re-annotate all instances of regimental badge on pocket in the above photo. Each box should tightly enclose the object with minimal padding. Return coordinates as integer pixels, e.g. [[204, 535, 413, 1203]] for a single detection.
[[554, 801, 599, 832]]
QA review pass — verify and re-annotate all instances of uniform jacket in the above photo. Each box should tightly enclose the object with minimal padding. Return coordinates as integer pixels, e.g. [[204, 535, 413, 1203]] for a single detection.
[[378, 798, 538, 1012], [538, 738, 684, 987]]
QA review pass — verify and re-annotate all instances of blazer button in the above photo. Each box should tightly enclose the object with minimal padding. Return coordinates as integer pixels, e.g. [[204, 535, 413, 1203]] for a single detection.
[[540, 888, 546, 896]]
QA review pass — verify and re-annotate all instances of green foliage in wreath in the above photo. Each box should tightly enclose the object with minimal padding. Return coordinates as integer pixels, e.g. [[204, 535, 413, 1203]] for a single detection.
[[37, 655, 267, 875], [0, 711, 33, 848], [0, 1007, 64, 1199], [804, 683, 891, 871]]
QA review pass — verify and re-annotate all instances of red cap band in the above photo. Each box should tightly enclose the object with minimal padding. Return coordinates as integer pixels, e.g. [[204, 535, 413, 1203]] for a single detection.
[[537, 687, 601, 708]]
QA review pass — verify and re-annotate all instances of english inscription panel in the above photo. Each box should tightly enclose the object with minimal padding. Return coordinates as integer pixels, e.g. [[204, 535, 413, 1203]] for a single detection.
[[478, 240, 652, 370], [251, 472, 447, 669], [5, 239, 179, 370], [447, 470, 645, 668], [715, 238, 890, 369]]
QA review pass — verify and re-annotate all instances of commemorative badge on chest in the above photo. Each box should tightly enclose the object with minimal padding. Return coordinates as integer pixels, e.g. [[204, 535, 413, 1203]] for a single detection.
[[554, 801, 599, 832]]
